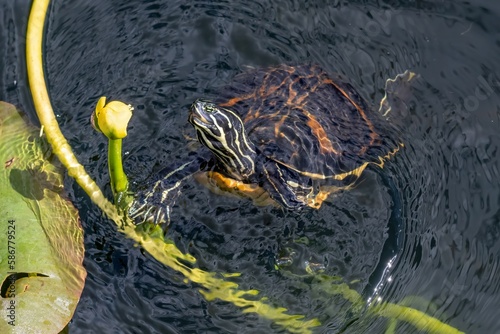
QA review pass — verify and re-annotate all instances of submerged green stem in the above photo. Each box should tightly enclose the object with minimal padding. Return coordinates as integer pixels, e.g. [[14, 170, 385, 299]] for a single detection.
[[370, 301, 465, 334], [108, 138, 133, 211], [108, 139, 127, 193]]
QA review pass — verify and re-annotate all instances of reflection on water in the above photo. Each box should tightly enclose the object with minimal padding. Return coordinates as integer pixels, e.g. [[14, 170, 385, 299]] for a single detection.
[[1, 0, 500, 332]]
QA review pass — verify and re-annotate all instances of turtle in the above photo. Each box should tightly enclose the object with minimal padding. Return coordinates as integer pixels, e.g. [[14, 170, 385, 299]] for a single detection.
[[128, 64, 415, 225]]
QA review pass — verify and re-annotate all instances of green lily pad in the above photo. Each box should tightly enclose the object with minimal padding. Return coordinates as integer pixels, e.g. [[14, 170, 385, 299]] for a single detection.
[[0, 102, 86, 333]]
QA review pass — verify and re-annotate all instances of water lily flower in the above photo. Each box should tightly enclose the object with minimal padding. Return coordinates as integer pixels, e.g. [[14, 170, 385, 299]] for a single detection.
[[92, 96, 133, 139]]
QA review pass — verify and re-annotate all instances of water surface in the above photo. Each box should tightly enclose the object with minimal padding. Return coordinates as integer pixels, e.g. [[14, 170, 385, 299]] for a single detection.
[[1, 0, 499, 333]]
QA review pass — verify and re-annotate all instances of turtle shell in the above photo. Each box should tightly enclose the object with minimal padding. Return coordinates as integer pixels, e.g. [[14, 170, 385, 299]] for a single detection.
[[215, 64, 401, 183], [129, 64, 404, 224]]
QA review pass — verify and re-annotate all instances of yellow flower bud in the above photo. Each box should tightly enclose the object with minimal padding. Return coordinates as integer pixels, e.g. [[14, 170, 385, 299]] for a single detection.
[[92, 96, 133, 139]]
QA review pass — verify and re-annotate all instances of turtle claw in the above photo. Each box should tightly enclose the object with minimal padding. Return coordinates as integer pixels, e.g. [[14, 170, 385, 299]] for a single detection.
[[127, 159, 200, 226], [128, 181, 180, 225], [128, 196, 171, 225]]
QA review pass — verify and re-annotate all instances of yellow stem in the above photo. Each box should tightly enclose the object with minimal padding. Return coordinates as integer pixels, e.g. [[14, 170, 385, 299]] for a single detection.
[[371, 302, 465, 334], [26, 0, 121, 223]]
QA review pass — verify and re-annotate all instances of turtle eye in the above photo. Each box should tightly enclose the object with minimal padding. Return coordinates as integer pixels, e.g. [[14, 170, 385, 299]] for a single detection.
[[205, 104, 217, 113]]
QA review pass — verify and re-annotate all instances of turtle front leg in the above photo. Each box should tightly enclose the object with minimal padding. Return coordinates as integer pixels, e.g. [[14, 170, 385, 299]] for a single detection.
[[128, 177, 183, 225], [261, 161, 308, 210], [128, 158, 201, 225]]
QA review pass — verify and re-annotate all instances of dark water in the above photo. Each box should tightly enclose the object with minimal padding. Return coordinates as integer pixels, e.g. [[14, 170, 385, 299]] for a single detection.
[[1, 0, 500, 333]]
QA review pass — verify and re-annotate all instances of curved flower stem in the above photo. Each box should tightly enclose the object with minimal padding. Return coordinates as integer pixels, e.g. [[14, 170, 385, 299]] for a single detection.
[[26, 0, 122, 223]]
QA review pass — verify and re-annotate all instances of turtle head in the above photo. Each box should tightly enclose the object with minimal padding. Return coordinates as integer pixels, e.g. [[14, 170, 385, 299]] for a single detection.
[[189, 99, 256, 179]]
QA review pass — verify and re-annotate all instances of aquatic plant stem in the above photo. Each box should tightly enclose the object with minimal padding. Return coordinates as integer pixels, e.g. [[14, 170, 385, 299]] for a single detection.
[[26, 0, 121, 223], [108, 137, 133, 211], [91, 95, 133, 206], [108, 139, 129, 201], [372, 302, 464, 334]]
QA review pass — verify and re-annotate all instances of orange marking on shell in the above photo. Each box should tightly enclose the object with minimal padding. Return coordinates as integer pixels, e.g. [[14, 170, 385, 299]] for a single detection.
[[305, 112, 339, 154], [264, 77, 287, 97], [243, 108, 260, 123], [323, 78, 378, 147], [260, 67, 292, 98], [295, 90, 309, 105], [286, 77, 302, 105], [294, 73, 323, 105], [274, 115, 287, 137], [219, 94, 254, 107]]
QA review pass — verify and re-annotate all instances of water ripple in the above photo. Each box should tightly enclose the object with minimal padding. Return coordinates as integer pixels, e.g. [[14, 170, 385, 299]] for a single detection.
[[24, 0, 500, 332]]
